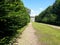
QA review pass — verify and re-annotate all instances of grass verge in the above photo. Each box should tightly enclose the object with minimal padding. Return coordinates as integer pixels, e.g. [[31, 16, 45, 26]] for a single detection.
[[32, 22, 60, 45]]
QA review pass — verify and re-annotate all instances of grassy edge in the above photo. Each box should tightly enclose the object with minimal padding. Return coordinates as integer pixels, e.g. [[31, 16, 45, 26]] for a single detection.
[[32, 22, 60, 45]]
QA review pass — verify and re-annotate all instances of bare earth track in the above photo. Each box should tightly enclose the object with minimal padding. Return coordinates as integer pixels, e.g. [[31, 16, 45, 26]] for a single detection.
[[47, 24, 60, 29], [13, 23, 40, 45], [13, 23, 60, 45]]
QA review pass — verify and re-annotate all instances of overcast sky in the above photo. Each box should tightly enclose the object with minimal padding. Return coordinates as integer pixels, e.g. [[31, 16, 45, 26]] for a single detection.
[[22, 0, 55, 16]]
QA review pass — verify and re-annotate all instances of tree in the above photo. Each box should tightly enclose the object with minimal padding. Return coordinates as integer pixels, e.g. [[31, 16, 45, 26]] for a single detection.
[[35, 0, 60, 25], [0, 0, 30, 39]]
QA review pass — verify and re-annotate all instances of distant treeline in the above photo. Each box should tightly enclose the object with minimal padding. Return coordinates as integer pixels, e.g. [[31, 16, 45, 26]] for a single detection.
[[35, 0, 60, 26], [0, 0, 30, 44]]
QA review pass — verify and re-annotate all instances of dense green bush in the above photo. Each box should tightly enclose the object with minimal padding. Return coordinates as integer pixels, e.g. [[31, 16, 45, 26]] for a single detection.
[[0, 0, 30, 44], [35, 0, 60, 25]]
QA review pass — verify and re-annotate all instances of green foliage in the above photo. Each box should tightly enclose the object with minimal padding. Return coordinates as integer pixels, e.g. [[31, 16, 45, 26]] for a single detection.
[[35, 0, 60, 25], [0, 0, 30, 44]]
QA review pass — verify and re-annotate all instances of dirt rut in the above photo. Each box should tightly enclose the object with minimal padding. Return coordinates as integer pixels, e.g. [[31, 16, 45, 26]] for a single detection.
[[13, 23, 40, 45]]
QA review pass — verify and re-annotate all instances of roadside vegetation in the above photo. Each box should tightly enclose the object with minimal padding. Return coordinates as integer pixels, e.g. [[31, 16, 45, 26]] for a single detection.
[[33, 22, 60, 45], [0, 0, 30, 44], [35, 0, 60, 26]]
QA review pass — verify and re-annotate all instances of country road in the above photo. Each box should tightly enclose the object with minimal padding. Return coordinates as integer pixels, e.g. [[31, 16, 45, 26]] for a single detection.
[[13, 23, 40, 45]]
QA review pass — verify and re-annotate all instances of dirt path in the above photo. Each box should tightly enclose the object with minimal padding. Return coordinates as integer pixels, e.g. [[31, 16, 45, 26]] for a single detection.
[[13, 23, 40, 45], [47, 25, 60, 29]]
